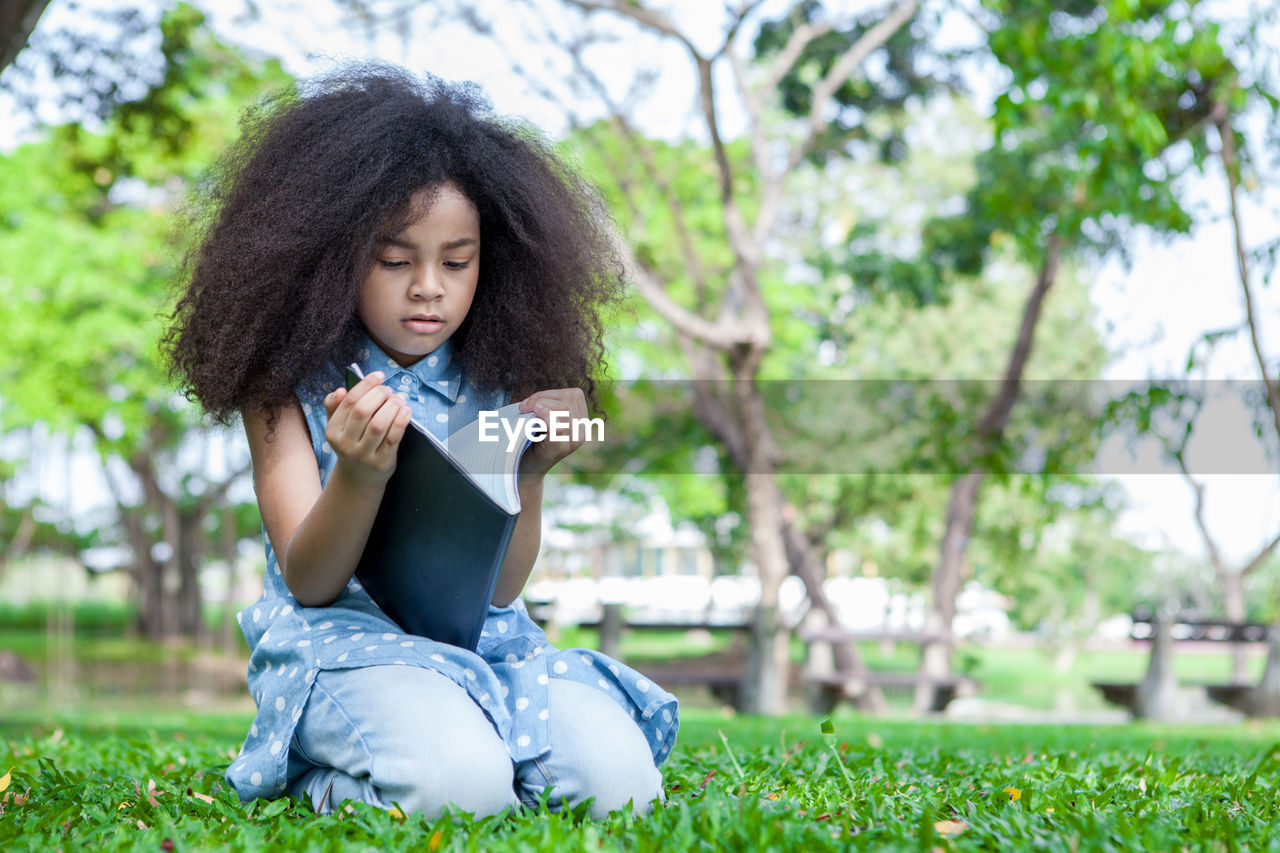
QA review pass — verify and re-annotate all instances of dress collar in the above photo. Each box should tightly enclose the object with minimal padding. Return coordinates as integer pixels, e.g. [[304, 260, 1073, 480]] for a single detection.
[[357, 336, 461, 403]]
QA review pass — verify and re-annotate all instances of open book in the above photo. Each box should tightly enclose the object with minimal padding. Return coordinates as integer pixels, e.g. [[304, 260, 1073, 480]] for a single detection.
[[345, 365, 536, 650]]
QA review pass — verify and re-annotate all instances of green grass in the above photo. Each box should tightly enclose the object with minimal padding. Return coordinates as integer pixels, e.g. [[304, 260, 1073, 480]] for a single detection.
[[3, 708, 1280, 850]]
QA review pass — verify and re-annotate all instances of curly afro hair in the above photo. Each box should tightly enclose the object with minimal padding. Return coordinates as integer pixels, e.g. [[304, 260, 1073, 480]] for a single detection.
[[165, 63, 624, 424]]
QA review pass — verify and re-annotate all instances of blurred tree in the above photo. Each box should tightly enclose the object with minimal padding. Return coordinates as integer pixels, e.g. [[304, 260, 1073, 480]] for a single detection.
[[0, 0, 52, 75], [0, 3, 287, 637], [457, 0, 935, 713], [1090, 3, 1280, 683], [573, 99, 1128, 705], [0, 444, 97, 577], [874, 0, 1251, 710]]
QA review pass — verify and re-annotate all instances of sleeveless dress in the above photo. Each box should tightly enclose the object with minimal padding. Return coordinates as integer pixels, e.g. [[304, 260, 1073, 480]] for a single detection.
[[226, 337, 679, 802]]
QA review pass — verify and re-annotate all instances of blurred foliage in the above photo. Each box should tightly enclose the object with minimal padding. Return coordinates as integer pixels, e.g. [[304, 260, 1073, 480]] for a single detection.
[[752, 0, 963, 168], [562, 0, 1280, 640], [0, 3, 286, 458], [0, 4, 283, 628], [1, 0, 1275, 637], [3, 1, 165, 123]]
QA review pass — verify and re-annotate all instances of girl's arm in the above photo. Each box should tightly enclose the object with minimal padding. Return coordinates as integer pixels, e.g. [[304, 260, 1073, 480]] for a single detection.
[[245, 372, 411, 607], [490, 387, 589, 607]]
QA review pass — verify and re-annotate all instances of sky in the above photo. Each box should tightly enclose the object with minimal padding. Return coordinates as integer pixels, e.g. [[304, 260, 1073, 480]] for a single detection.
[[3, 0, 1279, 567]]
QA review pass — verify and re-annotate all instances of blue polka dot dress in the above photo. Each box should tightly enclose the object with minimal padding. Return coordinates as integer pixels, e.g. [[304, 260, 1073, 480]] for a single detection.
[[225, 337, 679, 802]]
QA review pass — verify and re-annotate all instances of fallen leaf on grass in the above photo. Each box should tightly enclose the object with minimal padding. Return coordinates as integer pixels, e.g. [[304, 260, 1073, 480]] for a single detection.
[[1004, 787, 1021, 801], [698, 770, 717, 791], [428, 830, 443, 851], [934, 820, 967, 836], [387, 807, 405, 820], [135, 819, 147, 830], [866, 733, 884, 749], [189, 790, 215, 804], [765, 793, 780, 800]]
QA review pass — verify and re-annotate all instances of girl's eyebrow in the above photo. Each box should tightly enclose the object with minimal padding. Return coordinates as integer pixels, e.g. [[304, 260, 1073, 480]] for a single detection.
[[374, 236, 477, 251]]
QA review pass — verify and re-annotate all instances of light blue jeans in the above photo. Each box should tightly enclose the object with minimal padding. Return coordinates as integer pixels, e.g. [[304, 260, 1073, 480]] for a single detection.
[[287, 665, 663, 819]]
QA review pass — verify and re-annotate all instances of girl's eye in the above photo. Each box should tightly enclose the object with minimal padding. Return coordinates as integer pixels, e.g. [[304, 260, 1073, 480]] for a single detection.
[[444, 261, 471, 270], [379, 260, 408, 269]]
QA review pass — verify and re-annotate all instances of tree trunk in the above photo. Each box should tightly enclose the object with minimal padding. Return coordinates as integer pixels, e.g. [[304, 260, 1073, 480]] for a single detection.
[[782, 514, 887, 712], [739, 471, 792, 713], [127, 507, 165, 639], [914, 232, 1062, 713], [1220, 571, 1248, 683], [219, 503, 241, 656], [915, 470, 984, 710], [735, 350, 792, 715], [177, 508, 205, 639], [0, 0, 52, 75], [1135, 604, 1178, 720], [161, 497, 180, 636]]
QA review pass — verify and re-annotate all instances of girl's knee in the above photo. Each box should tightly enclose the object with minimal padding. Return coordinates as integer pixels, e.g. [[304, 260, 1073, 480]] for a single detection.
[[534, 679, 664, 817], [376, 713, 515, 818], [572, 744, 663, 818]]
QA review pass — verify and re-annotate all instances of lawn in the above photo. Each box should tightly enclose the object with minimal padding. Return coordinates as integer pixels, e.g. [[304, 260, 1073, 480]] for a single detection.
[[4, 617, 1280, 849], [3, 706, 1280, 850]]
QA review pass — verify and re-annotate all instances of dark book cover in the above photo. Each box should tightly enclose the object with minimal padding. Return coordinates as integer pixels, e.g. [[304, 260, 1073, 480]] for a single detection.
[[346, 367, 527, 650]]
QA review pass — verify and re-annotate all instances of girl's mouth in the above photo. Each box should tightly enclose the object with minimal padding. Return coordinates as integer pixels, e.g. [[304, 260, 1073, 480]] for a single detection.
[[403, 316, 445, 333]]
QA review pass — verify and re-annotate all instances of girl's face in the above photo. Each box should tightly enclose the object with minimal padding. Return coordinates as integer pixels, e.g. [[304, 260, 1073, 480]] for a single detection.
[[359, 182, 480, 367]]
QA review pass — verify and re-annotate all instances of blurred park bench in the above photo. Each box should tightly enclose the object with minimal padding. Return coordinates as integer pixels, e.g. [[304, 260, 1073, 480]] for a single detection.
[[1092, 610, 1280, 718], [525, 596, 753, 705], [526, 579, 980, 712], [798, 622, 980, 713]]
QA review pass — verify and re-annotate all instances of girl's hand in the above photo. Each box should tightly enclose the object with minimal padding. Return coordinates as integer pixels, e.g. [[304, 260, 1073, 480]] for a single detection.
[[518, 387, 589, 478], [323, 371, 412, 487]]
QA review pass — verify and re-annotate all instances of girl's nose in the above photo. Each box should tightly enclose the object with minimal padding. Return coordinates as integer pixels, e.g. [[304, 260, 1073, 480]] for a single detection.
[[409, 268, 444, 299]]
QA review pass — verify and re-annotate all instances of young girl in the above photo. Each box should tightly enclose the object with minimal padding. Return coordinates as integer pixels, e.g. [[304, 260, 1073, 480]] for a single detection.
[[166, 65, 677, 819]]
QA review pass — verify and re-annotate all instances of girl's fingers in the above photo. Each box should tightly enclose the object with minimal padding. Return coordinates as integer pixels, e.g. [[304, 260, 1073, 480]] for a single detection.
[[327, 372, 384, 432], [357, 393, 406, 450], [382, 402, 413, 450], [326, 373, 401, 454], [518, 388, 590, 467], [323, 387, 348, 418], [519, 388, 587, 418]]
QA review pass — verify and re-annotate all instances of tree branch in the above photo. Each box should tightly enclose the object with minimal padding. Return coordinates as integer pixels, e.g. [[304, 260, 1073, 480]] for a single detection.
[[602, 225, 740, 350], [195, 458, 253, 517], [1241, 529, 1280, 578], [761, 17, 835, 95], [975, 230, 1061, 442], [784, 0, 918, 175], [1216, 106, 1280, 448], [563, 44, 715, 308], [561, 0, 701, 56], [1172, 447, 1227, 576], [713, 0, 768, 61], [561, 0, 757, 272], [0, 0, 52, 76]]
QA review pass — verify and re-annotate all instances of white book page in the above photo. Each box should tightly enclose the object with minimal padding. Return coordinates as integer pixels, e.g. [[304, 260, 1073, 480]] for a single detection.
[[445, 403, 535, 514]]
